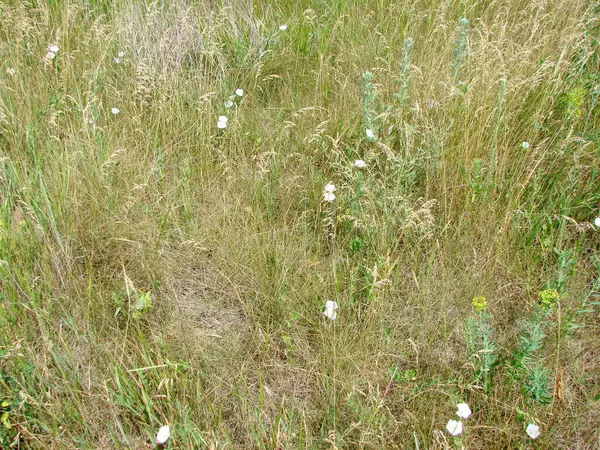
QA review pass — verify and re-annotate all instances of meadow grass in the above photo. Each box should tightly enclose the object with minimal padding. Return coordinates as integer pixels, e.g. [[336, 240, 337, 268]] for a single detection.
[[0, 0, 599, 448]]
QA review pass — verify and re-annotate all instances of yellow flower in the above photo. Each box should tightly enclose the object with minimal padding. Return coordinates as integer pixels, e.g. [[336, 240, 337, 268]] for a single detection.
[[1, 411, 10, 429], [472, 296, 487, 311], [539, 289, 559, 309]]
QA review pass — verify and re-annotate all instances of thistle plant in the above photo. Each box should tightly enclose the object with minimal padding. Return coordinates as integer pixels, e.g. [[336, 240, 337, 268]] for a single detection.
[[464, 296, 498, 394]]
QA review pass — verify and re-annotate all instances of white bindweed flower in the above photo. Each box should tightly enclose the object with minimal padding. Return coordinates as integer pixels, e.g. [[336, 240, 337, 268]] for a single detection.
[[48, 44, 59, 53], [522, 141, 530, 149], [446, 419, 463, 436], [110, 107, 120, 115], [217, 116, 228, 129], [323, 183, 336, 201], [279, 24, 288, 31], [323, 300, 338, 320], [235, 88, 244, 97], [526, 423, 540, 439], [365, 128, 375, 140], [353, 159, 366, 168], [456, 403, 471, 419], [594, 217, 600, 227], [224, 99, 234, 108], [156, 424, 170, 445], [118, 51, 125, 58], [45, 51, 56, 60]]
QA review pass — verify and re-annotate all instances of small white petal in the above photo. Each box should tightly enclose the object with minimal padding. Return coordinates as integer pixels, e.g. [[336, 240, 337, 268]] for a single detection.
[[235, 88, 244, 97], [156, 425, 170, 444], [224, 100, 234, 108], [45, 51, 56, 60], [594, 217, 600, 228], [279, 24, 288, 31], [88, 118, 94, 124], [110, 107, 120, 115], [526, 423, 540, 439], [217, 120, 227, 129], [118, 51, 125, 58], [324, 183, 336, 193], [353, 159, 366, 168], [48, 45, 59, 53], [218, 115, 228, 123], [365, 128, 375, 139], [323, 192, 336, 202], [446, 420, 463, 436], [323, 300, 338, 320], [114, 57, 121, 64], [456, 403, 471, 419], [522, 141, 530, 149]]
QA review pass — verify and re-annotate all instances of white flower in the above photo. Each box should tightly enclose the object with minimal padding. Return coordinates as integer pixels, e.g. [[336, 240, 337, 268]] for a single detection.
[[456, 403, 471, 419], [48, 44, 59, 53], [217, 116, 228, 129], [45, 51, 56, 60], [522, 141, 530, 149], [224, 100, 234, 108], [114, 57, 121, 64], [235, 88, 244, 97], [156, 425, 170, 444], [526, 423, 540, 439], [353, 159, 366, 168], [323, 192, 336, 202], [446, 419, 463, 436], [110, 107, 120, 115], [323, 300, 338, 320], [88, 118, 94, 125], [594, 217, 600, 227], [365, 128, 375, 140], [118, 51, 125, 58], [279, 24, 288, 31], [324, 183, 336, 193]]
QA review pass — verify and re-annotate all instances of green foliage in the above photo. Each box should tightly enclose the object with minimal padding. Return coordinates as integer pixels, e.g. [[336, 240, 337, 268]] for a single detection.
[[133, 291, 153, 319], [525, 365, 552, 404], [466, 159, 491, 203], [451, 18, 470, 80], [395, 37, 415, 109], [361, 71, 381, 132], [464, 306, 498, 395], [507, 288, 559, 404]]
